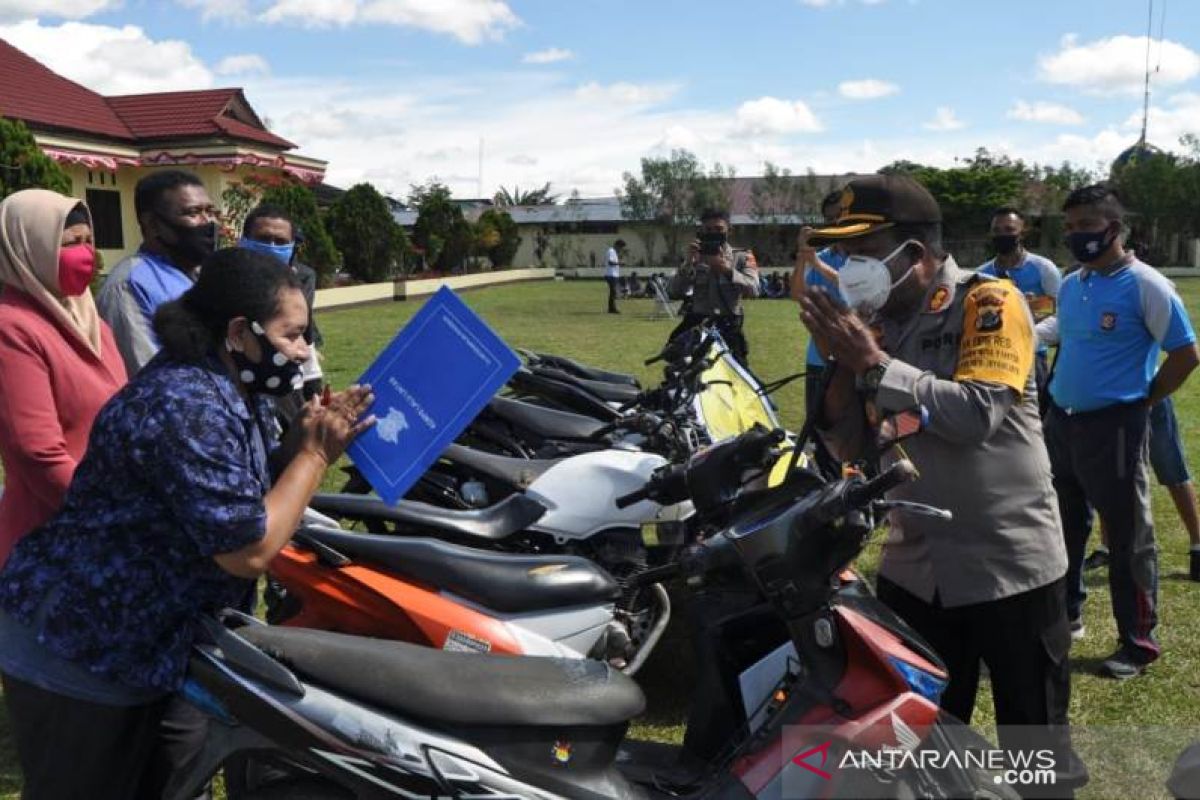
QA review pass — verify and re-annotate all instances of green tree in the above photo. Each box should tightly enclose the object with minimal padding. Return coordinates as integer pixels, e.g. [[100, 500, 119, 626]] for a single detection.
[[258, 181, 341, 284], [410, 180, 474, 272], [748, 162, 822, 264], [618, 148, 732, 265], [1110, 144, 1200, 264], [475, 208, 521, 268], [880, 149, 1026, 239], [493, 183, 557, 207], [0, 117, 71, 199], [326, 183, 408, 283]]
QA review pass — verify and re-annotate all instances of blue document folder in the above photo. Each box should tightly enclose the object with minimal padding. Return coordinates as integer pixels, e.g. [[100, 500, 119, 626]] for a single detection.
[[347, 286, 520, 504]]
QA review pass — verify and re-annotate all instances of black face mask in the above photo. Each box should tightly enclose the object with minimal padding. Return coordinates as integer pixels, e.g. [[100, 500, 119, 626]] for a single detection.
[[157, 215, 216, 267], [228, 322, 303, 397], [991, 234, 1020, 257]]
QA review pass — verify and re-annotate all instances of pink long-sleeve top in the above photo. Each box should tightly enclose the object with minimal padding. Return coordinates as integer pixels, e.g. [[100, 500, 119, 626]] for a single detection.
[[0, 288, 127, 565]]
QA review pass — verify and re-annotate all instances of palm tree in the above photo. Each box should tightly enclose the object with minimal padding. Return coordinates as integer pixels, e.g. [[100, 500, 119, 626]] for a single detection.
[[493, 182, 558, 207]]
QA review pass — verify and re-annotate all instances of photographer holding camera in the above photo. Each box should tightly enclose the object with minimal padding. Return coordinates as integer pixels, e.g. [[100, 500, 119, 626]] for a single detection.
[[666, 208, 760, 365]]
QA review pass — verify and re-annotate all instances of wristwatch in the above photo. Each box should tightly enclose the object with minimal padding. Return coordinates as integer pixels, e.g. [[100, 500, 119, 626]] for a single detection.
[[857, 359, 890, 395]]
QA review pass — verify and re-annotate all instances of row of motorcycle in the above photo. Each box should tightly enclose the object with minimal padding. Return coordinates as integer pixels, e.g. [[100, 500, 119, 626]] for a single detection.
[[171, 326, 1024, 799]]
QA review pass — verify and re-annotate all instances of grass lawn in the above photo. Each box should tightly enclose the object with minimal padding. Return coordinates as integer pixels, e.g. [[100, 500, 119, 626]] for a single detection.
[[1, 277, 1199, 797]]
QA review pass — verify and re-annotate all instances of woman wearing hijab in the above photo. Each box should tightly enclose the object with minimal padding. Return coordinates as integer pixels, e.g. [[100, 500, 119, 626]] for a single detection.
[[0, 189, 126, 566]]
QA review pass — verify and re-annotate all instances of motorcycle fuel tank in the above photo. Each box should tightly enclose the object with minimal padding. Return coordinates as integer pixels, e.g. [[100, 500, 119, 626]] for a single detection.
[[524, 450, 694, 541]]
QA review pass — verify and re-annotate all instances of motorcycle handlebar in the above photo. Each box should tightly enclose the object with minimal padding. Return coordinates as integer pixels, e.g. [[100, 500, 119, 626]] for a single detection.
[[843, 460, 918, 509], [615, 486, 653, 509]]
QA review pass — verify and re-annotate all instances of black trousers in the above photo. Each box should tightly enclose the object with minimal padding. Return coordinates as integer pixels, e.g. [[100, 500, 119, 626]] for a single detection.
[[3, 673, 168, 800], [1044, 401, 1159, 663], [605, 276, 619, 312], [876, 577, 1088, 794]]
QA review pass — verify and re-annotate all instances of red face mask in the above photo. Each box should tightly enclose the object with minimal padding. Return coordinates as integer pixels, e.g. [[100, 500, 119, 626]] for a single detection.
[[57, 244, 95, 296]]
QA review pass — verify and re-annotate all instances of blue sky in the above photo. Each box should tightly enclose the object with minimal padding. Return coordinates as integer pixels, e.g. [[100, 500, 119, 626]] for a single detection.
[[2, 0, 1198, 199]]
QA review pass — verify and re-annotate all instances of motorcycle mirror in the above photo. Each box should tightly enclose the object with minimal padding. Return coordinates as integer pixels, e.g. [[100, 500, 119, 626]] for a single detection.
[[876, 405, 929, 452]]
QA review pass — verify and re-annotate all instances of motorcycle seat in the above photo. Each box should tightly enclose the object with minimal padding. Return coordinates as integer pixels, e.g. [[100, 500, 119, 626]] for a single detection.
[[507, 368, 621, 421], [486, 395, 606, 441], [529, 365, 641, 405], [527, 352, 641, 388], [294, 526, 622, 613], [439, 443, 560, 489], [307, 492, 546, 542], [238, 626, 646, 727]]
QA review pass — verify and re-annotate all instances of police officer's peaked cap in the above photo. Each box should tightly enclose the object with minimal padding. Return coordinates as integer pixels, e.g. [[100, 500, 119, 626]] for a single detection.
[[809, 174, 942, 245]]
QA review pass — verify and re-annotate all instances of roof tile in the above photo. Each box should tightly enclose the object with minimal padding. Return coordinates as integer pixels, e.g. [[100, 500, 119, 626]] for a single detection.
[[0, 39, 294, 150]]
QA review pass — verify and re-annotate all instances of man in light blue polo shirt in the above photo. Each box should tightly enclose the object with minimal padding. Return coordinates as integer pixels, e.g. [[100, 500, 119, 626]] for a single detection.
[[1045, 184, 1200, 680], [791, 190, 848, 477], [96, 170, 217, 376], [978, 206, 1061, 414]]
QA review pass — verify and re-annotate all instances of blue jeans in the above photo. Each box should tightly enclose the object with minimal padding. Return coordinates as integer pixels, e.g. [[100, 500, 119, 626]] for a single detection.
[[1045, 401, 1159, 663], [1150, 396, 1191, 486]]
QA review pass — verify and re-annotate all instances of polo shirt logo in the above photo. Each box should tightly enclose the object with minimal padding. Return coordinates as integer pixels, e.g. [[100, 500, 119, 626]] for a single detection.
[[1101, 312, 1118, 331]]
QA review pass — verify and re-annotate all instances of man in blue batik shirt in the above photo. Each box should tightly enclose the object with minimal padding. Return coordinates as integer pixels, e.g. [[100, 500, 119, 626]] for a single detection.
[[978, 207, 1062, 414], [1043, 184, 1200, 680]]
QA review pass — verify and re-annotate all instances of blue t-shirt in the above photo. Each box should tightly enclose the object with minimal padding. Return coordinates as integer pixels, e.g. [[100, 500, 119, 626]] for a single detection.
[[0, 354, 277, 693], [1050, 257, 1196, 413], [805, 247, 848, 366], [978, 251, 1062, 355]]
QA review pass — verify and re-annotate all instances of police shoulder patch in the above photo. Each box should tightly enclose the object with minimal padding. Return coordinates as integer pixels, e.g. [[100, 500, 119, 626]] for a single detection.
[[927, 286, 950, 313]]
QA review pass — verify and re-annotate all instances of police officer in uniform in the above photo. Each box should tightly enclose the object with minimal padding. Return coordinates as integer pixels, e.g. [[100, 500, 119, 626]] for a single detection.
[[667, 208, 760, 366], [799, 174, 1086, 795]]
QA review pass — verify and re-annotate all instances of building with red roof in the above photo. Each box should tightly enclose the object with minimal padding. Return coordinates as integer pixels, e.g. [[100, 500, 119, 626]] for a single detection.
[[0, 38, 326, 262]]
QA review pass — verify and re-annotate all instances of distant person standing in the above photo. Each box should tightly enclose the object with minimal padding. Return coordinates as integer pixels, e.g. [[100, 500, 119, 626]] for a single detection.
[[604, 239, 625, 314], [977, 207, 1061, 414], [96, 170, 217, 376]]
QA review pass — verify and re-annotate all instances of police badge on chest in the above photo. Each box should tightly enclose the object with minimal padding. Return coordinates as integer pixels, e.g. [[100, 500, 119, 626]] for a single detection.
[[976, 308, 1003, 332]]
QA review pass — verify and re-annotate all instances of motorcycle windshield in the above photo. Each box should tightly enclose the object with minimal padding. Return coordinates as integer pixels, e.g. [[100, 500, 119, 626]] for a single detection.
[[694, 342, 781, 442]]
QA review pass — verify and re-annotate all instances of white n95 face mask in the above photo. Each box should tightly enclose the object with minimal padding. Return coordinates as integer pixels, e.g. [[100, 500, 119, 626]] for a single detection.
[[838, 240, 918, 318]]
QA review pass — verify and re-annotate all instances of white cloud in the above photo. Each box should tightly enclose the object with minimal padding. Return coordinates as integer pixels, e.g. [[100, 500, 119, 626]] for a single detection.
[[923, 106, 964, 131], [1124, 92, 1200, 149], [838, 79, 899, 100], [0, 0, 116, 21], [734, 97, 822, 135], [258, 0, 519, 43], [574, 81, 678, 107], [1038, 34, 1200, 95], [260, 0, 356, 26], [1007, 100, 1084, 125], [215, 53, 270, 76], [522, 47, 572, 65], [0, 19, 213, 94], [175, 0, 253, 23]]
